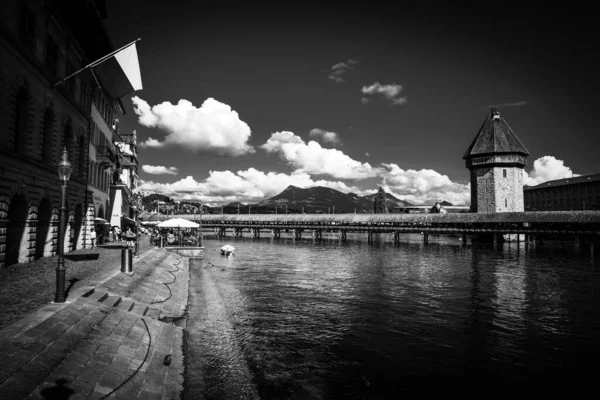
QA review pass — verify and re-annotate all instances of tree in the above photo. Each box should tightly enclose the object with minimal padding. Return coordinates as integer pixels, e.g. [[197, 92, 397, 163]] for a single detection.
[[373, 187, 389, 213]]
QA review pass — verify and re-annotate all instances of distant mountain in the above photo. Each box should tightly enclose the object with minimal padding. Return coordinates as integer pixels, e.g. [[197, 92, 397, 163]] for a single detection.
[[439, 200, 453, 206], [257, 185, 412, 213]]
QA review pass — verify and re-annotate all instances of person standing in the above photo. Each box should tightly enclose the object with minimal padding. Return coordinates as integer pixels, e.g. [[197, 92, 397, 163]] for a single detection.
[[125, 227, 135, 248], [90, 228, 96, 249]]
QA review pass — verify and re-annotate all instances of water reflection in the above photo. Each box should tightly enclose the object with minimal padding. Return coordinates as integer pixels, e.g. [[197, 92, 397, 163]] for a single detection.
[[186, 235, 600, 399]]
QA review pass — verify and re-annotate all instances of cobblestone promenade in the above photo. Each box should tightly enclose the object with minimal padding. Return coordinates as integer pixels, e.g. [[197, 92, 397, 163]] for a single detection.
[[0, 238, 153, 330], [0, 239, 190, 399]]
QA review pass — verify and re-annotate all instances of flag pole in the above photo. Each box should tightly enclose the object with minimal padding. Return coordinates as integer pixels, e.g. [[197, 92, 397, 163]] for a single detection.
[[53, 38, 142, 88]]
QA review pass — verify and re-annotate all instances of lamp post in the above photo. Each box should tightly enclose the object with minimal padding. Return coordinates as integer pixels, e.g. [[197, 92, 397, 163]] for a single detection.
[[55, 148, 72, 303], [134, 197, 140, 257]]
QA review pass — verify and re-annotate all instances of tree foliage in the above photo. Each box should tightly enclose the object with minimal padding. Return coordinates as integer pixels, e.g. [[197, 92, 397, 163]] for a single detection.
[[373, 187, 389, 214]]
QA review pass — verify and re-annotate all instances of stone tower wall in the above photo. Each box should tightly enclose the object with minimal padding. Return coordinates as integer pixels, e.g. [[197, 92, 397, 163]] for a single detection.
[[470, 165, 524, 213], [471, 166, 495, 213], [493, 167, 524, 212]]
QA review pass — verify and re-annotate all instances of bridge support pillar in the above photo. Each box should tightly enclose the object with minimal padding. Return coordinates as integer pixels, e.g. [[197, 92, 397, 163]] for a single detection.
[[367, 231, 373, 243], [339, 230, 347, 241], [293, 229, 302, 239], [219, 227, 227, 237], [234, 228, 242, 238], [422, 233, 429, 244], [393, 231, 400, 244], [271, 229, 280, 238], [252, 228, 261, 238], [461, 234, 467, 245], [312, 230, 322, 240]]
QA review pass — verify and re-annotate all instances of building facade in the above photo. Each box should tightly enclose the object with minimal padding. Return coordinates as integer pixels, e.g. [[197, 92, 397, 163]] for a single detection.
[[0, 0, 136, 268], [524, 174, 600, 211], [464, 109, 529, 213], [110, 129, 139, 230]]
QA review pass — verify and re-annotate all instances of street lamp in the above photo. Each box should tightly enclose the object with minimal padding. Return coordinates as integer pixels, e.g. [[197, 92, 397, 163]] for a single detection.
[[134, 197, 141, 256], [55, 148, 72, 303]]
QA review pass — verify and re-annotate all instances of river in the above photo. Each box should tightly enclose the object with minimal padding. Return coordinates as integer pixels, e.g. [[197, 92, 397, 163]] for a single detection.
[[184, 233, 600, 399]]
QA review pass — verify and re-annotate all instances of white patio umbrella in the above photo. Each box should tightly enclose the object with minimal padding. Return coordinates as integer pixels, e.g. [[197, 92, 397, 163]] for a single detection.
[[156, 218, 200, 228]]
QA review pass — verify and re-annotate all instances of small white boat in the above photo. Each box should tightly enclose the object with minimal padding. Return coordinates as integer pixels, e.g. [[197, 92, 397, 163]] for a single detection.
[[220, 244, 235, 256]]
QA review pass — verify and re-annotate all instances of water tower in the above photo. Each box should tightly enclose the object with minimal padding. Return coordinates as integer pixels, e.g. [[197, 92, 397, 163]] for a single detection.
[[464, 109, 529, 213]]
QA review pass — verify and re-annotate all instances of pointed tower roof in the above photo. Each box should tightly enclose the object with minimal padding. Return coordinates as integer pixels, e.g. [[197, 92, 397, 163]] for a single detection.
[[463, 109, 529, 159]]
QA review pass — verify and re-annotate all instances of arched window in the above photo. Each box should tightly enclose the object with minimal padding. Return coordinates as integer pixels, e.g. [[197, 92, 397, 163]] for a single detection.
[[63, 122, 73, 156], [14, 87, 29, 154], [78, 136, 86, 178], [41, 108, 54, 163]]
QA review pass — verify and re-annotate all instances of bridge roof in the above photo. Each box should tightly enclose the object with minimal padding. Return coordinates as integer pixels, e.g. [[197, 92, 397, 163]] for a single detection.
[[463, 109, 529, 159], [147, 211, 600, 224]]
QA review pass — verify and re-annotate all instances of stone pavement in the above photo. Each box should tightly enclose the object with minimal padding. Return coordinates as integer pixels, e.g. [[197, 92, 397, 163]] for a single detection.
[[0, 246, 190, 399], [0, 238, 154, 331]]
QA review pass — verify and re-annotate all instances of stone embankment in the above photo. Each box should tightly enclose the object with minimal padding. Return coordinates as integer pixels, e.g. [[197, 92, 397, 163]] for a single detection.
[[0, 242, 189, 399]]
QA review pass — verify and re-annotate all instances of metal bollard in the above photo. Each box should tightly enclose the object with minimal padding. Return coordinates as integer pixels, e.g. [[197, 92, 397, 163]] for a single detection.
[[159, 235, 164, 248], [121, 248, 133, 275]]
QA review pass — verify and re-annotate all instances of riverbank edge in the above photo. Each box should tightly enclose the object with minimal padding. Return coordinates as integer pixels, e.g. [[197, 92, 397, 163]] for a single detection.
[[0, 246, 190, 399]]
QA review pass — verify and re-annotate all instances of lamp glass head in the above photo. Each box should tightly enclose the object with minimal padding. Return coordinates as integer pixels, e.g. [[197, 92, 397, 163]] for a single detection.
[[57, 148, 72, 182]]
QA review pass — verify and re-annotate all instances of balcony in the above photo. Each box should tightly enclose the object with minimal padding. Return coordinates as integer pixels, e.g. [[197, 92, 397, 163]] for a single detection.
[[96, 144, 118, 171]]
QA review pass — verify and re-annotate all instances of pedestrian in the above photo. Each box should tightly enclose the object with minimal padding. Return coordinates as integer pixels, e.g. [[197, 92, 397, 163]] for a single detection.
[[113, 226, 122, 241], [125, 227, 135, 248], [90, 228, 96, 249]]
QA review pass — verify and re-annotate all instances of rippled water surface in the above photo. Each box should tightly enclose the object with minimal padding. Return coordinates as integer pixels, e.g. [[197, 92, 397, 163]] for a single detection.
[[184, 234, 600, 399]]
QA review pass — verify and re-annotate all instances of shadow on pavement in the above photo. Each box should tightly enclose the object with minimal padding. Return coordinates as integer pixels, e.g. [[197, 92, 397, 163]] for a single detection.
[[64, 278, 80, 298], [40, 378, 75, 399], [64, 254, 100, 261]]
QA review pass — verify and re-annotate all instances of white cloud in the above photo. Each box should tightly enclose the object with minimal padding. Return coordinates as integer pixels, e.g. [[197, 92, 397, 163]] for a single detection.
[[328, 58, 359, 83], [482, 101, 528, 108], [365, 152, 370, 157], [524, 156, 578, 186], [132, 96, 254, 156], [309, 128, 341, 145], [380, 163, 470, 205], [141, 165, 179, 175], [136, 169, 364, 206], [361, 82, 407, 105], [261, 131, 379, 180], [361, 97, 370, 104]]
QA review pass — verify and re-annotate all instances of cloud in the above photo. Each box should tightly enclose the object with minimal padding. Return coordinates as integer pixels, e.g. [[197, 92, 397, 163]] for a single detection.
[[365, 152, 370, 157], [523, 156, 578, 186], [380, 163, 470, 206], [328, 58, 359, 83], [482, 101, 528, 108], [132, 96, 254, 156], [361, 82, 407, 105], [261, 131, 379, 180], [361, 97, 370, 104], [309, 128, 342, 145], [141, 165, 178, 175], [136, 169, 364, 206]]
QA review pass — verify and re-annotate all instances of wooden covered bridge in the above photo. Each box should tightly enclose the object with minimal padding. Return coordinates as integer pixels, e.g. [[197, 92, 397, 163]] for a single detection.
[[145, 212, 600, 244]]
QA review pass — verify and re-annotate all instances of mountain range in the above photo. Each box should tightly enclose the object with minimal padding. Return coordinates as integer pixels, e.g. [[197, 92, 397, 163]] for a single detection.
[[230, 185, 415, 213]]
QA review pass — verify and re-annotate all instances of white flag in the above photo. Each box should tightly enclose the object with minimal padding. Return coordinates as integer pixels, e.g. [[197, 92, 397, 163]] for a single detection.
[[94, 43, 143, 99]]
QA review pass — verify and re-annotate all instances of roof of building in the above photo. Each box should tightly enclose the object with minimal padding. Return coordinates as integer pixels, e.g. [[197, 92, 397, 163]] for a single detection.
[[524, 173, 600, 190], [463, 109, 529, 159]]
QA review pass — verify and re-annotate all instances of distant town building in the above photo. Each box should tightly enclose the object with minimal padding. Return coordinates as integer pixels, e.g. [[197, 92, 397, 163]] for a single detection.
[[524, 173, 600, 211], [393, 205, 470, 214], [464, 109, 529, 213]]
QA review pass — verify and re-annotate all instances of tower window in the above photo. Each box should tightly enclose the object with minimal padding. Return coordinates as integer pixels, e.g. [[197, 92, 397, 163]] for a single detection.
[[503, 169, 507, 178], [505, 198, 507, 207]]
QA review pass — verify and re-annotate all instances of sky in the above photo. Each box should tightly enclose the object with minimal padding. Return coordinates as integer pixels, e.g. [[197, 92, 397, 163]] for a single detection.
[[103, 0, 599, 206]]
